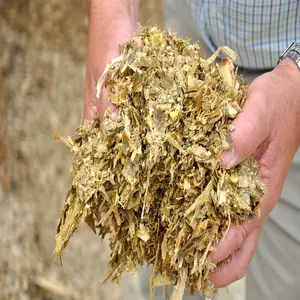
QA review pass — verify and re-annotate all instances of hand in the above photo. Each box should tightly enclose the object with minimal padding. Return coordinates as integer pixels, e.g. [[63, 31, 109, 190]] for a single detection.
[[210, 58, 300, 288], [83, 1, 138, 123]]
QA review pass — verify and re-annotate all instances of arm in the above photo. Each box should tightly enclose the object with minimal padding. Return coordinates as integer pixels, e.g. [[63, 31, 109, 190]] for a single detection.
[[84, 0, 140, 122]]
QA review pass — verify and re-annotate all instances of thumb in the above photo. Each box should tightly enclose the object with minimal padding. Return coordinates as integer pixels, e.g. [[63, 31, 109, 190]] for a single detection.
[[222, 88, 272, 168]]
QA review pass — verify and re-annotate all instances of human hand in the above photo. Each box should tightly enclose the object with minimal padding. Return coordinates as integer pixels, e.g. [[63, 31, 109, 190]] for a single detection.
[[83, 1, 139, 123], [210, 58, 300, 288]]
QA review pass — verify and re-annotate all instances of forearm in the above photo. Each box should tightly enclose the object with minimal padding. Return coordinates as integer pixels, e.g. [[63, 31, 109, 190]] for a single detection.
[[84, 0, 140, 121], [275, 58, 300, 145], [87, 0, 139, 73]]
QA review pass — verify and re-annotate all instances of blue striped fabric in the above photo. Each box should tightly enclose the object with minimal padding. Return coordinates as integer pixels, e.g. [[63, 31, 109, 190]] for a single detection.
[[187, 0, 300, 69]]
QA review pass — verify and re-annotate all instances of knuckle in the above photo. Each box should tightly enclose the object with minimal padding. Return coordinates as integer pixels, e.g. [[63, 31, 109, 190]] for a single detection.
[[234, 118, 259, 158], [238, 118, 257, 137], [248, 82, 268, 102], [234, 225, 248, 250], [234, 267, 247, 281], [240, 224, 248, 238], [249, 89, 274, 130]]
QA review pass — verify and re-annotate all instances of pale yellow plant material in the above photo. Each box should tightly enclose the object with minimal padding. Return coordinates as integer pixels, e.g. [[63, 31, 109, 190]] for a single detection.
[[55, 27, 264, 300]]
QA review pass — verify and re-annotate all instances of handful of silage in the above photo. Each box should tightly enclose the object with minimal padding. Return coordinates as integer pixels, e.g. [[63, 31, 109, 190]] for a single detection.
[[55, 27, 263, 299]]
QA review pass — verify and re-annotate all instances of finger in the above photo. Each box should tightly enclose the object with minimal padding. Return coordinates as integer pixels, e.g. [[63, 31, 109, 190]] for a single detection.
[[210, 218, 260, 264], [83, 71, 98, 122], [222, 87, 273, 168], [83, 61, 118, 123], [210, 227, 260, 288]]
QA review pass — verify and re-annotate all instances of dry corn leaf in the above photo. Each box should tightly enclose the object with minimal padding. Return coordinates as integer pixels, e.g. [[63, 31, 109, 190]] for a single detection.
[[55, 27, 263, 300]]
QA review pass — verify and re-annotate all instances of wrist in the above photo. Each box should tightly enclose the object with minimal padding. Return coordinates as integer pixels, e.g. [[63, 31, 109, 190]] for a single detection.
[[276, 58, 300, 145], [276, 57, 300, 83]]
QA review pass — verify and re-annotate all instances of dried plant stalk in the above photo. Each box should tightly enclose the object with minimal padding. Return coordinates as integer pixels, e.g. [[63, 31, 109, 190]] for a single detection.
[[55, 27, 263, 300]]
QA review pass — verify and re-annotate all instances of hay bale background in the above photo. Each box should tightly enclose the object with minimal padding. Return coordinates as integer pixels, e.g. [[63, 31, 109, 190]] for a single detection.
[[0, 0, 163, 299]]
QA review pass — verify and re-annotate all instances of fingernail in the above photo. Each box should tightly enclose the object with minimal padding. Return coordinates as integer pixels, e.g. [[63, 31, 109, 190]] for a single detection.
[[222, 134, 235, 167], [212, 239, 221, 253], [222, 150, 235, 168], [226, 133, 234, 147]]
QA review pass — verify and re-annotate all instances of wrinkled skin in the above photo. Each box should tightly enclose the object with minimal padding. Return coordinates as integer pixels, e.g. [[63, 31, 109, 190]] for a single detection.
[[84, 0, 300, 289], [210, 58, 300, 287], [84, 0, 138, 123]]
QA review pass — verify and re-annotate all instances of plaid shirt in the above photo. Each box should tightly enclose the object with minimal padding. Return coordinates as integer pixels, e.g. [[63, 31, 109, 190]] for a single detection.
[[187, 0, 300, 69]]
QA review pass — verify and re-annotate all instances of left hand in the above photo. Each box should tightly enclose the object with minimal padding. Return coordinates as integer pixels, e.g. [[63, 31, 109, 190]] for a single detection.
[[84, 0, 138, 123], [210, 58, 300, 288]]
